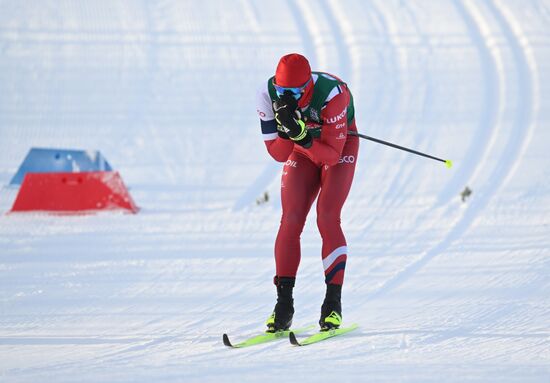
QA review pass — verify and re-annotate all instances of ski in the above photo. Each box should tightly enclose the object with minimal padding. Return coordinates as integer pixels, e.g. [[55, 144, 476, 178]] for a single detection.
[[223, 325, 314, 348], [289, 323, 359, 346]]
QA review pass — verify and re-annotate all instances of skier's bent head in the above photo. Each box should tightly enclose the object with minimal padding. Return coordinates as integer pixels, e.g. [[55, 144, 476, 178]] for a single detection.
[[273, 53, 313, 105]]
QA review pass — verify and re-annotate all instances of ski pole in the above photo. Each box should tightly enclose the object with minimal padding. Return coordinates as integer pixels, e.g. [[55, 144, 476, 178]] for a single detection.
[[348, 131, 453, 168]]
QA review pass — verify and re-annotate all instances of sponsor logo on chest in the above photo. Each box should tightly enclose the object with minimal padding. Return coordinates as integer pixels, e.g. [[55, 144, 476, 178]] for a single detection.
[[309, 108, 320, 122], [324, 108, 347, 124], [338, 155, 355, 164]]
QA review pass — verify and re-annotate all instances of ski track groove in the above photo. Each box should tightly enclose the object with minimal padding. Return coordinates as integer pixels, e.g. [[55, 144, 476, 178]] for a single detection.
[[370, 2, 434, 215], [356, 2, 438, 240], [434, 0, 501, 206], [347, 2, 438, 254], [354, 1, 405, 236], [372, 0, 407, 190], [378, 0, 504, 257], [368, 1, 419, 214], [141, 1, 177, 186], [366, 0, 537, 301], [319, 0, 351, 82], [491, 0, 539, 189]]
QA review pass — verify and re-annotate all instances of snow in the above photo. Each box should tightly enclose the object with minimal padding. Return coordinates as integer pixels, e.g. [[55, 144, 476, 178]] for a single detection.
[[1, 0, 549, 382]]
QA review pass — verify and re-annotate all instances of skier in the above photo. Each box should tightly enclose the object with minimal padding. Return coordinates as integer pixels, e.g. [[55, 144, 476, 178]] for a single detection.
[[256, 53, 359, 332]]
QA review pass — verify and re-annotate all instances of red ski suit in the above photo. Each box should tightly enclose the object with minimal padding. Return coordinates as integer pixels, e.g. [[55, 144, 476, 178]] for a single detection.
[[256, 73, 359, 285]]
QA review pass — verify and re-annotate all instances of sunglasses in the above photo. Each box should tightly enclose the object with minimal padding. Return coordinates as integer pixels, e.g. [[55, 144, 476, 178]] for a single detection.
[[273, 77, 312, 99]]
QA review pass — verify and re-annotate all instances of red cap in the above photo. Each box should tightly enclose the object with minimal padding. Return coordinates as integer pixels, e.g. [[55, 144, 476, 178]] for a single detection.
[[274, 53, 311, 87]]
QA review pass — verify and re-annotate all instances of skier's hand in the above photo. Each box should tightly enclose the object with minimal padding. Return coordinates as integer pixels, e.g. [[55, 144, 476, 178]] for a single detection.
[[273, 92, 312, 148], [273, 91, 299, 129], [275, 91, 298, 112], [277, 129, 290, 140]]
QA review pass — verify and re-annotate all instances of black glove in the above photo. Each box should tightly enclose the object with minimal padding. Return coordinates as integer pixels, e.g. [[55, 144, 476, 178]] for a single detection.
[[277, 130, 290, 140], [273, 91, 312, 148]]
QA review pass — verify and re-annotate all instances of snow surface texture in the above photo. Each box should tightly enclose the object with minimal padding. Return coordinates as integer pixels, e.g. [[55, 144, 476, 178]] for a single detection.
[[1, 1, 549, 382]]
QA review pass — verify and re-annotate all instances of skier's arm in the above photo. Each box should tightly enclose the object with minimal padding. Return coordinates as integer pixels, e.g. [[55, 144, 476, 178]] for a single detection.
[[262, 119, 294, 162], [256, 86, 294, 162], [303, 92, 349, 166]]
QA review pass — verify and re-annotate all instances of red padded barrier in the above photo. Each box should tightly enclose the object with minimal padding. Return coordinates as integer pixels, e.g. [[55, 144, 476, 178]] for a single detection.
[[10, 171, 139, 213]]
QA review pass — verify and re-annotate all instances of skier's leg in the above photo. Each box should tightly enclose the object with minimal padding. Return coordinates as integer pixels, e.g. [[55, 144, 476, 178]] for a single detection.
[[275, 151, 321, 278], [267, 152, 321, 332], [317, 136, 359, 285], [316, 134, 359, 329]]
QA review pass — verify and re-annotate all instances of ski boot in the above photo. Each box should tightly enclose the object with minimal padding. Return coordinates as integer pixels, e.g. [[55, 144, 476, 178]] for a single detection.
[[266, 276, 295, 333], [319, 283, 342, 331]]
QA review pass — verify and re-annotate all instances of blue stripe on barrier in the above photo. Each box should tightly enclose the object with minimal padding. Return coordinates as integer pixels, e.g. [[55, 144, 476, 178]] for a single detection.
[[10, 148, 113, 185]]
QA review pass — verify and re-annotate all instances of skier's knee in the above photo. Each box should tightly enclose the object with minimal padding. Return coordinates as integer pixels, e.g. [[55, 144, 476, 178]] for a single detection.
[[281, 210, 307, 226], [316, 211, 341, 234]]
